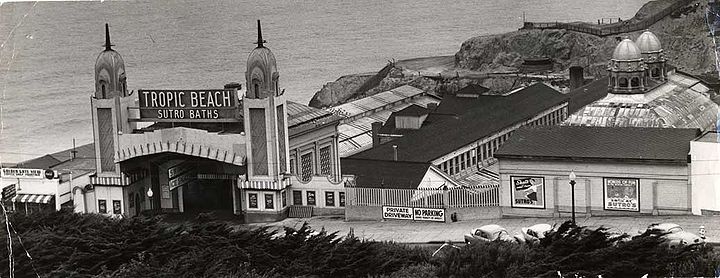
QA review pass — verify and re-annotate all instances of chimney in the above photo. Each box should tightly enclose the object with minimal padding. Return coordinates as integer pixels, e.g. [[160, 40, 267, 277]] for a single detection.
[[570, 66, 584, 90], [371, 121, 382, 147], [427, 103, 438, 111], [392, 145, 398, 161]]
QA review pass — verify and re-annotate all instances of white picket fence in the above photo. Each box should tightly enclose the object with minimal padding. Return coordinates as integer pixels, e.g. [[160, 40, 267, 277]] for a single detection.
[[346, 185, 500, 208]]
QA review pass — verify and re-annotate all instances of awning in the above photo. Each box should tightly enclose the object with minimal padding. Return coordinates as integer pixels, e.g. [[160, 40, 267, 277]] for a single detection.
[[11, 194, 54, 204]]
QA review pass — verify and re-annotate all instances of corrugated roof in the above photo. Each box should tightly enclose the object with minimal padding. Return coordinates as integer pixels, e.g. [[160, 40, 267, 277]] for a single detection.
[[342, 158, 431, 189], [286, 101, 332, 127], [565, 72, 719, 130], [336, 95, 441, 157], [351, 83, 568, 162], [495, 126, 700, 163], [331, 85, 425, 118]]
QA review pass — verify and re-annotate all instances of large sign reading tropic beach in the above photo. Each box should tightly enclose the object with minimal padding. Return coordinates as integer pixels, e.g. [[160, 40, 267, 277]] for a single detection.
[[138, 89, 239, 122]]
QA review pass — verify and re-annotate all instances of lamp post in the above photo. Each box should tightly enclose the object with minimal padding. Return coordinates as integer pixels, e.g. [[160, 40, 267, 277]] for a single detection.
[[569, 170, 576, 225], [147, 187, 154, 211]]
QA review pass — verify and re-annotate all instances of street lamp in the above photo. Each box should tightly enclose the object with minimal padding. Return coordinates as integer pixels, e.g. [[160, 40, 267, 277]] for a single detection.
[[147, 187, 154, 211], [569, 170, 577, 225]]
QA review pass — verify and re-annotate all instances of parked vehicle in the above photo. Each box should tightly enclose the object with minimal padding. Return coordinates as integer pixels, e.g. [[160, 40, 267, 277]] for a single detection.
[[640, 223, 704, 248], [464, 224, 520, 244], [519, 223, 553, 243]]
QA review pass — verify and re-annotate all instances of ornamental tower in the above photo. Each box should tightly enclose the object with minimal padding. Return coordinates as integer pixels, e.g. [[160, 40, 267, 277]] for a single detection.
[[607, 38, 648, 94], [243, 20, 290, 181], [91, 24, 134, 175], [635, 30, 667, 81]]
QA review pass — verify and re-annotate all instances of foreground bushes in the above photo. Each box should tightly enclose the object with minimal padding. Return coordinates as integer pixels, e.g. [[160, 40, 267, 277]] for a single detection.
[[0, 210, 717, 277]]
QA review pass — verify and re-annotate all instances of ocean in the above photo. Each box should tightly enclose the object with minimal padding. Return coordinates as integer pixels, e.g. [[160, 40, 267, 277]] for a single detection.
[[0, 0, 647, 163]]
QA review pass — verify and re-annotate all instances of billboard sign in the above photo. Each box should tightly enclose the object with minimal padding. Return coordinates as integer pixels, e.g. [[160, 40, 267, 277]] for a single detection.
[[1, 168, 44, 179], [382, 206, 413, 220], [413, 208, 445, 222], [604, 177, 639, 211], [1, 184, 16, 200], [138, 89, 239, 122], [510, 176, 545, 209]]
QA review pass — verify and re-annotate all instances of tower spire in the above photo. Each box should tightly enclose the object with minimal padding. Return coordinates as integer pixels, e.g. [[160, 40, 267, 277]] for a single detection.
[[104, 23, 114, 51], [255, 20, 266, 48]]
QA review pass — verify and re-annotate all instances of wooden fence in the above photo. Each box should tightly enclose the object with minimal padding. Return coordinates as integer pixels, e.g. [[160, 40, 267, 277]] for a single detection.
[[345, 185, 500, 208], [521, 0, 693, 37]]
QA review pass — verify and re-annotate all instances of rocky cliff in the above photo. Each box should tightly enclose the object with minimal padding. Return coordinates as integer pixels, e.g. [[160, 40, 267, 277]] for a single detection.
[[455, 0, 715, 77], [309, 0, 715, 108]]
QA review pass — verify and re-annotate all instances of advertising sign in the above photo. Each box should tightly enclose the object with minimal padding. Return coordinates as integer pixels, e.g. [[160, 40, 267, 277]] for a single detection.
[[510, 176, 545, 209], [161, 184, 171, 199], [382, 206, 413, 220], [169, 171, 195, 190], [604, 178, 639, 211], [413, 208, 445, 222], [1, 168, 44, 179], [1, 184, 16, 200], [138, 89, 239, 122]]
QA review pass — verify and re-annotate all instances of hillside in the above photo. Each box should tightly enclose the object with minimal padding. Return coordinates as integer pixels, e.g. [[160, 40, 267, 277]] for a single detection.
[[309, 0, 714, 108]]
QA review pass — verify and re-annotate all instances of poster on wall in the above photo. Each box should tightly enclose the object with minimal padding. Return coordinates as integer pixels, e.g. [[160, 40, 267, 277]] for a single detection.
[[510, 176, 545, 209], [264, 194, 274, 209], [604, 178, 639, 211], [382, 206, 413, 220], [98, 200, 107, 214], [413, 208, 445, 222], [307, 191, 316, 206], [113, 200, 122, 214], [161, 184, 171, 199], [249, 193, 258, 209]]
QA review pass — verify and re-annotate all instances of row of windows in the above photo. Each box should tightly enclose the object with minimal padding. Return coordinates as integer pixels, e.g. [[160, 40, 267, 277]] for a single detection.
[[247, 191, 288, 210], [98, 199, 122, 214], [293, 190, 346, 207], [439, 107, 567, 176], [289, 143, 334, 182]]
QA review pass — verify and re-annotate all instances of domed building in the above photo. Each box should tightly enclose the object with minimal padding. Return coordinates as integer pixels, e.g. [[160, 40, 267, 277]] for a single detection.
[[95, 23, 127, 99], [565, 31, 718, 130]]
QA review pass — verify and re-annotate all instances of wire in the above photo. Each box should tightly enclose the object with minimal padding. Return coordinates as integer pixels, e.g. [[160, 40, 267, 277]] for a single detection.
[[1, 202, 14, 278], [7, 222, 40, 278]]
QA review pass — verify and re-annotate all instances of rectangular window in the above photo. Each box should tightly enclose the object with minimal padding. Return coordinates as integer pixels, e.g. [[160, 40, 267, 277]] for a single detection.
[[249, 109, 268, 175], [293, 190, 303, 205], [325, 191, 335, 207], [113, 200, 121, 214], [472, 149, 477, 166], [249, 193, 258, 209], [98, 199, 107, 214], [319, 146, 332, 176], [281, 190, 287, 207], [264, 194, 274, 210], [339, 192, 345, 207], [289, 157, 296, 175], [301, 152, 313, 181], [307, 191, 316, 206]]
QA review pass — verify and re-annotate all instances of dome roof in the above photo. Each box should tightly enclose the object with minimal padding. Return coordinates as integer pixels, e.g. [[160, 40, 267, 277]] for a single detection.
[[612, 39, 643, 61], [635, 31, 662, 53], [95, 49, 125, 71], [246, 46, 277, 74]]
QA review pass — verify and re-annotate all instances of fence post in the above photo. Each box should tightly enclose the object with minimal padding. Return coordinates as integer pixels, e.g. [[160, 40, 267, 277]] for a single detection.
[[443, 188, 449, 209]]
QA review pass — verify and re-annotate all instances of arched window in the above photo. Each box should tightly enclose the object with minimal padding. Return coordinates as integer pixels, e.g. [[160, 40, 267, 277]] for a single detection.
[[619, 77, 628, 88], [630, 77, 639, 87], [101, 84, 107, 98], [611, 77, 616, 88], [651, 68, 659, 77]]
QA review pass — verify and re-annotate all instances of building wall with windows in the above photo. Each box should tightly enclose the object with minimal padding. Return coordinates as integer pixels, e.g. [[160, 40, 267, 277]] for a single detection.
[[433, 103, 568, 178]]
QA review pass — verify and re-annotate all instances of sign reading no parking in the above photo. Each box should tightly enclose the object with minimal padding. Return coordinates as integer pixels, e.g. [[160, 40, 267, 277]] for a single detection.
[[382, 206, 445, 222]]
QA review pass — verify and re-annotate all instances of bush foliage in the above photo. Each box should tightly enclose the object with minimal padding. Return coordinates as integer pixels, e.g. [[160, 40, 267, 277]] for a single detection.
[[0, 210, 717, 277]]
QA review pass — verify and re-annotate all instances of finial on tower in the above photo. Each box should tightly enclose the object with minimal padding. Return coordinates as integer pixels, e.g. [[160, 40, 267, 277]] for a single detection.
[[104, 23, 114, 51], [255, 20, 266, 48]]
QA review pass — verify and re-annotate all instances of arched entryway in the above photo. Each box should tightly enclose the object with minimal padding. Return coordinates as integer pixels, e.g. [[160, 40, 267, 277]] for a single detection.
[[120, 152, 245, 216]]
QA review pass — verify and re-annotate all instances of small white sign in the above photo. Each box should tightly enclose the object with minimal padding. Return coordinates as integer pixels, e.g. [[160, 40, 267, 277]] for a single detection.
[[1, 168, 44, 179], [382, 206, 413, 220], [413, 208, 445, 222]]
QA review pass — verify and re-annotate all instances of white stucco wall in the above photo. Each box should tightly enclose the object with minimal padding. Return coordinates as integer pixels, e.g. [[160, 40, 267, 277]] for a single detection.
[[690, 138, 720, 215]]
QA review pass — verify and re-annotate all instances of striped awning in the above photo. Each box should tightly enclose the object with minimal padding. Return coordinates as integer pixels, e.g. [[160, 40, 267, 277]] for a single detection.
[[11, 194, 54, 204]]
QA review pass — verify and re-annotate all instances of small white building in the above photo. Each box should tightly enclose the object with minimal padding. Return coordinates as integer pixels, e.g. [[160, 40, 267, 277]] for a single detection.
[[0, 168, 60, 213], [690, 130, 720, 215]]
